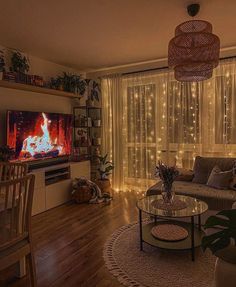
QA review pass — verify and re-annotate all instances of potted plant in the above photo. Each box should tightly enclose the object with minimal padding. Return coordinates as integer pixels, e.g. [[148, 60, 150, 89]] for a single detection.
[[10, 51, 30, 83], [202, 209, 236, 287], [86, 79, 100, 106], [51, 73, 86, 100], [0, 50, 5, 80], [0, 145, 15, 162], [95, 154, 114, 193]]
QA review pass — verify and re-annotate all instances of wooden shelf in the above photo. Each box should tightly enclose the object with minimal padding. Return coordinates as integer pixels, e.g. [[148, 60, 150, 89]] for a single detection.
[[0, 80, 79, 99]]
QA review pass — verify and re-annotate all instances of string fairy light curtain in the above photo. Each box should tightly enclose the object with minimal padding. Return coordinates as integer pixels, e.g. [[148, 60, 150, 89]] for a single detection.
[[101, 58, 236, 191]]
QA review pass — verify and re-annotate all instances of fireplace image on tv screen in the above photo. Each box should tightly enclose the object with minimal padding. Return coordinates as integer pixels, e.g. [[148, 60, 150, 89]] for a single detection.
[[7, 110, 72, 162]]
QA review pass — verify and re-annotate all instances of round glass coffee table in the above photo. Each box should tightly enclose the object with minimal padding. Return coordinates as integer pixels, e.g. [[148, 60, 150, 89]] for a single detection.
[[136, 195, 208, 261]]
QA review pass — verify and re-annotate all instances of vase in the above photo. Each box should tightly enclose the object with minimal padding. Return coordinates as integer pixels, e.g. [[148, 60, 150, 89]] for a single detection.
[[161, 183, 175, 204]]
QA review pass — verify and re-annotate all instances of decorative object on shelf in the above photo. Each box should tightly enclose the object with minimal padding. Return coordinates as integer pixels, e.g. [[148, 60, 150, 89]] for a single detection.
[[202, 209, 236, 287], [0, 145, 15, 162], [95, 154, 114, 193], [86, 79, 100, 106], [93, 118, 101, 127], [92, 133, 101, 146], [155, 161, 179, 204], [0, 50, 5, 80], [168, 3, 220, 82], [87, 117, 92, 127], [75, 128, 90, 146]]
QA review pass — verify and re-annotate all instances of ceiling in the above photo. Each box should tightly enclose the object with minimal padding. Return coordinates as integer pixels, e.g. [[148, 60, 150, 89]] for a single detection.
[[0, 0, 235, 71]]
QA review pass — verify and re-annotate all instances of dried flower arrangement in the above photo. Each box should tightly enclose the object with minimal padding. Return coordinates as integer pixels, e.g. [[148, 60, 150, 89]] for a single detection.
[[155, 161, 179, 190]]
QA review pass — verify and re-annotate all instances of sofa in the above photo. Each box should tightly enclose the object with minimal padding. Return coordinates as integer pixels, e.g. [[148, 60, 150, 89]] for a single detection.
[[147, 156, 236, 210]]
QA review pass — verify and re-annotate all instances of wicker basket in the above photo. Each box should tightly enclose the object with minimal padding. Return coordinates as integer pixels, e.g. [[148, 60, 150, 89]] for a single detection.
[[72, 185, 92, 203]]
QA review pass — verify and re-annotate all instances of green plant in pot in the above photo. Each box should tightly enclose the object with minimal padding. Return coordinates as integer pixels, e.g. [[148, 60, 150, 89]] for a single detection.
[[95, 154, 114, 194], [202, 209, 236, 287], [0, 50, 5, 80], [10, 51, 30, 84], [0, 145, 15, 162], [51, 73, 86, 100]]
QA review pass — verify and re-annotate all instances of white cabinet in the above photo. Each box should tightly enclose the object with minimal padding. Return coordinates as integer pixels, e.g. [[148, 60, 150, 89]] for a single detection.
[[45, 179, 71, 210], [31, 161, 90, 215]]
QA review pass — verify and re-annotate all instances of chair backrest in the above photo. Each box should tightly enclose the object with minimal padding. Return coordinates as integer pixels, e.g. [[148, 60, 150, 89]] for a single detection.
[[0, 174, 35, 250], [0, 162, 28, 182]]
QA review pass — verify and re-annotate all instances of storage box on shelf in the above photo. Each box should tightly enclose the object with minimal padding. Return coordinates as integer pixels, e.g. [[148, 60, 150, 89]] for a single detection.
[[31, 160, 90, 215], [73, 105, 102, 180]]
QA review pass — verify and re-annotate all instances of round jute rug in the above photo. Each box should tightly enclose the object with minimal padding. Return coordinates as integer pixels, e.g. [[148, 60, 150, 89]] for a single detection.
[[103, 221, 215, 287]]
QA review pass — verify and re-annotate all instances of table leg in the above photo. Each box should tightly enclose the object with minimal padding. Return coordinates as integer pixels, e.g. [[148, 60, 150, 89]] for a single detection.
[[16, 257, 26, 278], [191, 216, 195, 261], [198, 214, 201, 231], [139, 209, 143, 251]]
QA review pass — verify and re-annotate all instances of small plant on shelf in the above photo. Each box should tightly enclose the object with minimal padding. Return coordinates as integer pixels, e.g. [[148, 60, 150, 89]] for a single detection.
[[0, 50, 5, 72], [11, 51, 29, 74], [50, 73, 87, 96]]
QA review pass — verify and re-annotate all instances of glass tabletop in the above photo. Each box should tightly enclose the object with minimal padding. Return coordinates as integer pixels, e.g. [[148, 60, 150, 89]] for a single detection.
[[136, 195, 208, 218]]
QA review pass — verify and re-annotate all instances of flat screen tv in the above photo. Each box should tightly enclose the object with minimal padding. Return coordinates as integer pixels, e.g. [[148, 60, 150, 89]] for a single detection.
[[7, 110, 72, 163]]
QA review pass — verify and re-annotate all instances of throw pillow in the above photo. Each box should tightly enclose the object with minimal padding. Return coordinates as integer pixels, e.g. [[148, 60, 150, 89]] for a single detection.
[[207, 166, 233, 189]]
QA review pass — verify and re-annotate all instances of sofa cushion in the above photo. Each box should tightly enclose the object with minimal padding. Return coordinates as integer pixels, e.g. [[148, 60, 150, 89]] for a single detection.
[[192, 156, 236, 184], [206, 166, 233, 189], [147, 181, 236, 202]]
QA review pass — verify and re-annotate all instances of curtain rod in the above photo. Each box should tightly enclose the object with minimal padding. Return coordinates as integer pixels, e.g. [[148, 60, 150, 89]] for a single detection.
[[122, 55, 236, 76]]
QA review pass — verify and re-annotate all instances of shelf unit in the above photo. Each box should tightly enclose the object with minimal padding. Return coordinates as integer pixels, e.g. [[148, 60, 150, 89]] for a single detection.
[[73, 105, 102, 180], [0, 80, 78, 98]]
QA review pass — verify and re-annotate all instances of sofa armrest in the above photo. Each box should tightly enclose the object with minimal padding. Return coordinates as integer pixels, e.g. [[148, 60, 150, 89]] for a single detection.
[[175, 168, 194, 182]]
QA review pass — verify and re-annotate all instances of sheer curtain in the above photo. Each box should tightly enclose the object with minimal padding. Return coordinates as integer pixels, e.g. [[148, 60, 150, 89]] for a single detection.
[[101, 75, 124, 191], [101, 58, 236, 191]]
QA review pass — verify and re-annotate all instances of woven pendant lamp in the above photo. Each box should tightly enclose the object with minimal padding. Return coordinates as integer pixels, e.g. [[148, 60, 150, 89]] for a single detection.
[[168, 3, 220, 82]]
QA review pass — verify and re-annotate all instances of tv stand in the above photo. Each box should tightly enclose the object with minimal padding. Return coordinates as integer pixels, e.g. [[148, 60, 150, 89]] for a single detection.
[[28, 156, 69, 171], [31, 161, 90, 215]]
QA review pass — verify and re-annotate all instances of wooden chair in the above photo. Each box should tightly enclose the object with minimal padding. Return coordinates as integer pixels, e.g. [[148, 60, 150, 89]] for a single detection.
[[0, 162, 28, 181], [0, 174, 37, 286]]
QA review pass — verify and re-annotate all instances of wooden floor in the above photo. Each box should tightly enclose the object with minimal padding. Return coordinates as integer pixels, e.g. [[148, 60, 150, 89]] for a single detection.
[[0, 191, 144, 287]]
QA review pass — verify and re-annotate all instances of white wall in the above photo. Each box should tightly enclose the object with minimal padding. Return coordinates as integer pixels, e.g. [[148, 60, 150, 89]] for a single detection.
[[1, 44, 85, 80]]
